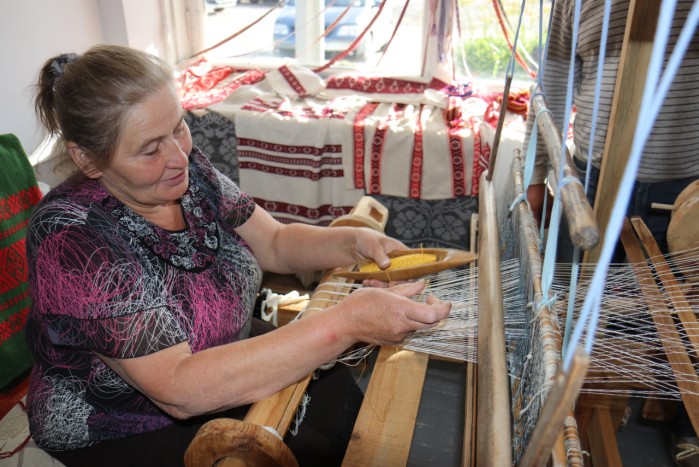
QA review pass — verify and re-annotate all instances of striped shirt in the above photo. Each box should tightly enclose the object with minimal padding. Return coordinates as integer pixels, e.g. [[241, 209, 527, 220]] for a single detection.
[[528, 0, 699, 184]]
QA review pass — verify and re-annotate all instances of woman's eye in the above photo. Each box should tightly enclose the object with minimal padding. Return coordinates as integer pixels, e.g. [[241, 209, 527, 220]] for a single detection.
[[144, 146, 159, 156]]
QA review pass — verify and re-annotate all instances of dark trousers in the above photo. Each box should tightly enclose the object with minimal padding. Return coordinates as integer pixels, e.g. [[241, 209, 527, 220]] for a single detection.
[[556, 157, 696, 262], [46, 319, 363, 467]]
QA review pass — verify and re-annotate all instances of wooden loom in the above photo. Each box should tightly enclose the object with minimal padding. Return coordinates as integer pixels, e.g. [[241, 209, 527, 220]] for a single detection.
[[184, 153, 598, 466], [570, 1, 699, 465], [184, 1, 699, 463], [184, 195, 478, 466]]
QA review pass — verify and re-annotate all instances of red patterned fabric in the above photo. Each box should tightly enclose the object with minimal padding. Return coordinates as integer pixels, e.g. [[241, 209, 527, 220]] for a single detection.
[[278, 65, 308, 97], [235, 96, 364, 226], [326, 75, 454, 96], [352, 102, 380, 190], [408, 105, 425, 199], [177, 59, 265, 111], [0, 134, 41, 388]]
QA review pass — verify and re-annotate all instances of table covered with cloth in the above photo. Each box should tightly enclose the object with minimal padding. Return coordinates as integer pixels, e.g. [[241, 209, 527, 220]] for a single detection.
[[177, 61, 527, 236]]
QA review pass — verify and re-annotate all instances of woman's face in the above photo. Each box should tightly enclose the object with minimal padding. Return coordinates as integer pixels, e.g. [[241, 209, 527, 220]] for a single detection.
[[97, 83, 193, 211]]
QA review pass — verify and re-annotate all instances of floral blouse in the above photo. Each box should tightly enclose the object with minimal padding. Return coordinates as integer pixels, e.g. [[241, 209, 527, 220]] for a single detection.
[[25, 148, 262, 450]]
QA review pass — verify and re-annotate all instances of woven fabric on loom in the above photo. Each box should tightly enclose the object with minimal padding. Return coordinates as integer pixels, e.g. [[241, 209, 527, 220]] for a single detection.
[[0, 134, 41, 389]]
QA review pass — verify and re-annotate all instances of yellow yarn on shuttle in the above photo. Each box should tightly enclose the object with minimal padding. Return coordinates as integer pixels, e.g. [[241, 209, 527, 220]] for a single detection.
[[359, 253, 438, 273]]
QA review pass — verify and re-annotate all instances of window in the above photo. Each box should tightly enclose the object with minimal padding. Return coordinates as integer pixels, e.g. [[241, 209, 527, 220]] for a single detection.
[[199, 0, 427, 77], [195, 0, 550, 86], [454, 0, 550, 85]]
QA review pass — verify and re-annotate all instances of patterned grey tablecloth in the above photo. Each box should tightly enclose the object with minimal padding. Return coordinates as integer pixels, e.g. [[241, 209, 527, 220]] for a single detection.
[[369, 195, 476, 251], [186, 110, 240, 185]]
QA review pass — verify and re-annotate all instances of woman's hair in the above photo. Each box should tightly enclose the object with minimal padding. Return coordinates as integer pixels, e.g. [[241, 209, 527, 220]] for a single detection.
[[34, 45, 175, 176]]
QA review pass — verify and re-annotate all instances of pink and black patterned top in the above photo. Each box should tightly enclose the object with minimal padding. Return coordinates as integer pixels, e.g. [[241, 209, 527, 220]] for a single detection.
[[24, 148, 262, 450]]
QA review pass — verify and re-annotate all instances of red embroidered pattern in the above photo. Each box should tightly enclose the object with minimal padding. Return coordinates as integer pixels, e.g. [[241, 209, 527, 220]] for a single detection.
[[239, 162, 343, 180], [328, 76, 426, 94], [408, 106, 425, 199], [0, 306, 29, 345], [279, 65, 308, 97], [326, 75, 453, 96], [237, 138, 341, 158], [254, 198, 353, 225], [368, 128, 387, 195], [0, 289, 29, 314], [0, 240, 27, 295], [445, 113, 467, 197], [0, 186, 41, 224], [180, 69, 266, 111], [237, 149, 342, 169], [352, 103, 380, 189], [0, 218, 29, 242], [241, 98, 348, 120], [470, 120, 490, 196]]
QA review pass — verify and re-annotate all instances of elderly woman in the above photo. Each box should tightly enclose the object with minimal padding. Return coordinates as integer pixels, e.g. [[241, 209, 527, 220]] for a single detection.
[[26, 45, 450, 467]]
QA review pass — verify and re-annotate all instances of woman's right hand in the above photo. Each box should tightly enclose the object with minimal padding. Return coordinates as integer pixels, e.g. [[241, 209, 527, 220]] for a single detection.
[[336, 280, 451, 346]]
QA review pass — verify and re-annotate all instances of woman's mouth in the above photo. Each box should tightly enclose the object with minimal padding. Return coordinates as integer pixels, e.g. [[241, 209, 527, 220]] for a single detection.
[[164, 170, 187, 186]]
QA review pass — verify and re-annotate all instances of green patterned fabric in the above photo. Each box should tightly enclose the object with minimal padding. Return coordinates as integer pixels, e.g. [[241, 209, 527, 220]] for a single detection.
[[0, 134, 41, 389]]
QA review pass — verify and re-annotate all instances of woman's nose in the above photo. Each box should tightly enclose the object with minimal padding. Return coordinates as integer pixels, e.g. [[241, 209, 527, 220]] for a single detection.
[[164, 137, 189, 165]]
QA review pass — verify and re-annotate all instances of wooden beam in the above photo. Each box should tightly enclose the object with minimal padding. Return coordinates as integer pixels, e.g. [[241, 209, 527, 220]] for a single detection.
[[476, 172, 512, 466], [342, 347, 429, 466], [584, 0, 661, 263], [519, 347, 590, 467], [631, 217, 699, 357], [588, 408, 624, 467], [462, 213, 480, 467], [621, 217, 699, 433], [530, 94, 599, 251]]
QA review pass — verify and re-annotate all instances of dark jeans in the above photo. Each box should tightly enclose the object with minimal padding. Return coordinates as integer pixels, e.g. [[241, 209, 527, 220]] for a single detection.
[[556, 157, 696, 262], [46, 318, 363, 467]]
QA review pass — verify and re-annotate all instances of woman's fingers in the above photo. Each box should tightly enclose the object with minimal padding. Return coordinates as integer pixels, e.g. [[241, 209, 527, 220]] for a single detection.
[[386, 279, 426, 297], [407, 298, 451, 328]]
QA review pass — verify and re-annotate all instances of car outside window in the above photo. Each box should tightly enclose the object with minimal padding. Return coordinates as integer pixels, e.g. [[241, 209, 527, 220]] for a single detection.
[[199, 0, 549, 85]]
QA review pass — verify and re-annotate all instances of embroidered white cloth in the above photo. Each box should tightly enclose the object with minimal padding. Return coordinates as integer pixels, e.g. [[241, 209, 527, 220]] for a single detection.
[[264, 64, 326, 99], [234, 95, 365, 225], [210, 63, 526, 225], [341, 95, 525, 201]]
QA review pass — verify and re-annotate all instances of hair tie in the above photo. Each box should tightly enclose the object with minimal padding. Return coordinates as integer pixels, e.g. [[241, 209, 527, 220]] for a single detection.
[[50, 53, 78, 89]]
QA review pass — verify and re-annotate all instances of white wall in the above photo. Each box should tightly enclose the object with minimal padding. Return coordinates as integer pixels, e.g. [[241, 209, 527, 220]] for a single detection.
[[0, 0, 170, 157]]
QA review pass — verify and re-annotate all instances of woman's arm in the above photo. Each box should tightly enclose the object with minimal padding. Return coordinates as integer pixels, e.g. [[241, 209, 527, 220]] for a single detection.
[[97, 280, 450, 419], [233, 205, 406, 274]]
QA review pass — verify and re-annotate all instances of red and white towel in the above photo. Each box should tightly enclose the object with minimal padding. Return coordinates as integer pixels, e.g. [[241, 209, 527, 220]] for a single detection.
[[209, 64, 527, 225], [340, 95, 525, 200], [235, 96, 365, 225]]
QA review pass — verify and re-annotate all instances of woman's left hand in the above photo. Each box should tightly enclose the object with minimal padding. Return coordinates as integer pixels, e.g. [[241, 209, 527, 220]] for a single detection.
[[352, 227, 406, 270]]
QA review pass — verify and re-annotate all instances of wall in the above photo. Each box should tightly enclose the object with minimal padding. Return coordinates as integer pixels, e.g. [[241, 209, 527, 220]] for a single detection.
[[0, 0, 170, 159]]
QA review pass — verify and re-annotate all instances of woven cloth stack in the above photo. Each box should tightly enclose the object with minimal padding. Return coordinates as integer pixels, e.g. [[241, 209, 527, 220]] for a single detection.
[[0, 134, 41, 390]]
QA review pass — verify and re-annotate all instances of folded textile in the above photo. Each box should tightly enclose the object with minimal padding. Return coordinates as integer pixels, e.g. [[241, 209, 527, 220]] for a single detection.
[[235, 97, 364, 225], [0, 134, 42, 389], [320, 74, 454, 108], [264, 64, 326, 99], [340, 93, 526, 201], [176, 58, 266, 111]]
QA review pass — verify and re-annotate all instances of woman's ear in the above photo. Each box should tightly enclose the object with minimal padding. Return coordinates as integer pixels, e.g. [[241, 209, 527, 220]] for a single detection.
[[67, 142, 102, 179]]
